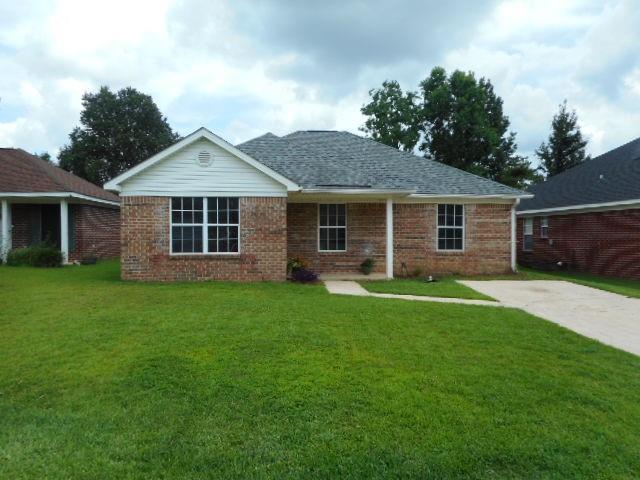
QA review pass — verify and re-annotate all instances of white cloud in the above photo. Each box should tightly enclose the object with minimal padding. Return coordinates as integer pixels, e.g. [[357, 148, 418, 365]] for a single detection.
[[0, 0, 638, 163], [443, 0, 640, 161]]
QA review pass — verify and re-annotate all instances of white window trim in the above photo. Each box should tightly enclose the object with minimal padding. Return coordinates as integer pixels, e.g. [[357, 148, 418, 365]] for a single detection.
[[436, 204, 465, 252], [523, 217, 533, 251], [317, 203, 347, 252], [169, 197, 241, 256], [540, 216, 549, 238]]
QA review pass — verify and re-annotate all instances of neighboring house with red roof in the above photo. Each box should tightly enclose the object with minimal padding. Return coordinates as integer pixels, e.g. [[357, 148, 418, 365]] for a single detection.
[[517, 137, 640, 279], [0, 149, 120, 263]]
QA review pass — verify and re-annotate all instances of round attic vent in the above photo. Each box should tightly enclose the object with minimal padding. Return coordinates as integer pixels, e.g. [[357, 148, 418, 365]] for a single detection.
[[196, 150, 213, 167]]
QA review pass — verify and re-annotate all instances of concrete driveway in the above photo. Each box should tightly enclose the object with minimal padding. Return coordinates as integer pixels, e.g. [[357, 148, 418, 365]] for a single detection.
[[460, 280, 640, 356]]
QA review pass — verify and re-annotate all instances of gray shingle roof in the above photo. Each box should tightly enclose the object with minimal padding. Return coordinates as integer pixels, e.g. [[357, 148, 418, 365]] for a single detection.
[[236, 131, 526, 196], [518, 136, 640, 212]]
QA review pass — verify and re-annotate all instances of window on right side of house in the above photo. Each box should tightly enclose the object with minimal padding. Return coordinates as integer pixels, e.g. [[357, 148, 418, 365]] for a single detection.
[[540, 216, 549, 239], [437, 204, 464, 251], [523, 217, 533, 251]]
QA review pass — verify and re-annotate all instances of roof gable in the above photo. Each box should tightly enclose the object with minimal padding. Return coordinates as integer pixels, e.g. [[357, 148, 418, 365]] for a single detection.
[[104, 128, 300, 192]]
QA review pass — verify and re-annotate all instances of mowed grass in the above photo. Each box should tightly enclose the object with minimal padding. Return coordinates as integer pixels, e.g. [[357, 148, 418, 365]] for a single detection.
[[360, 277, 495, 301], [1, 262, 640, 479]]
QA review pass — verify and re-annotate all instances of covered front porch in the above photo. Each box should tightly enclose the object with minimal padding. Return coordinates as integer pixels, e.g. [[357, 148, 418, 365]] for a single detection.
[[287, 193, 400, 280], [1, 196, 73, 263], [286, 193, 518, 279]]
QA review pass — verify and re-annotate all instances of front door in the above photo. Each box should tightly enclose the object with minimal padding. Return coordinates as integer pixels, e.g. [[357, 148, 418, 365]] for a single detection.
[[40, 205, 60, 248]]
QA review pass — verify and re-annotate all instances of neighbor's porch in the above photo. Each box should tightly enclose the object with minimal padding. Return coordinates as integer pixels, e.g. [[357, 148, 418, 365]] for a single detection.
[[1, 197, 73, 263]]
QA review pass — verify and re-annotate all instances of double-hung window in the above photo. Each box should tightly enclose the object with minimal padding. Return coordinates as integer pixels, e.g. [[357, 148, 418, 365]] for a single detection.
[[437, 204, 464, 251], [318, 204, 346, 251], [523, 217, 533, 251], [540, 216, 549, 238], [171, 197, 239, 254]]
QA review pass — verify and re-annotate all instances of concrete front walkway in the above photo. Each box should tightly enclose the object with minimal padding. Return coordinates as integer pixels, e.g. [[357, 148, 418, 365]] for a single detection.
[[461, 280, 640, 356], [324, 281, 500, 307]]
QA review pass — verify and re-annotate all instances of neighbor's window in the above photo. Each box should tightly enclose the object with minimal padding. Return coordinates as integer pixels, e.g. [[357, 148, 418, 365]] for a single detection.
[[437, 204, 464, 251], [171, 197, 239, 254], [523, 217, 533, 251], [319, 204, 346, 251], [540, 216, 549, 238]]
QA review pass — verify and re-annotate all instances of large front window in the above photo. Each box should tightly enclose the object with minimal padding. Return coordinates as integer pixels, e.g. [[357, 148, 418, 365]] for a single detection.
[[437, 204, 464, 251], [171, 197, 239, 254], [318, 204, 346, 251]]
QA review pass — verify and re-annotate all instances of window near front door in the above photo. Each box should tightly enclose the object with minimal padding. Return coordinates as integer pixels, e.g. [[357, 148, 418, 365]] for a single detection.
[[540, 216, 549, 238], [523, 217, 533, 251], [437, 204, 464, 251], [171, 197, 239, 254], [318, 204, 346, 251]]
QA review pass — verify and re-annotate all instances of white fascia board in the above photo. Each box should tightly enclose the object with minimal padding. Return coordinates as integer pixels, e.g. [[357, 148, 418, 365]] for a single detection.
[[517, 198, 640, 216], [408, 193, 533, 200], [0, 192, 119, 207], [104, 127, 300, 192]]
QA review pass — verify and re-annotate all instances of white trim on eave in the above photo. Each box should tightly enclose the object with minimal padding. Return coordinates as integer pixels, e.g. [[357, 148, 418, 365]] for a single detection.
[[103, 127, 300, 192], [409, 193, 533, 200], [0, 192, 119, 207], [517, 198, 640, 216]]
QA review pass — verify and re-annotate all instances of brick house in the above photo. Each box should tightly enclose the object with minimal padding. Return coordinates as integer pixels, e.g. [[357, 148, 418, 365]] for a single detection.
[[105, 128, 531, 281], [517, 137, 640, 279], [0, 149, 120, 263]]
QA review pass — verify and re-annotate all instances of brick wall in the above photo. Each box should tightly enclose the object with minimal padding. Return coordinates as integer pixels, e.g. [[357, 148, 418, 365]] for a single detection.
[[9, 203, 119, 260], [517, 209, 640, 279], [287, 203, 387, 274], [70, 204, 120, 261], [10, 204, 33, 248], [394, 203, 512, 276], [287, 202, 513, 276], [121, 196, 287, 281]]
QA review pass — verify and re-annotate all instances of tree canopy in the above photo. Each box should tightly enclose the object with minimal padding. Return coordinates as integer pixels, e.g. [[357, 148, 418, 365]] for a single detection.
[[536, 100, 589, 178], [361, 67, 539, 189], [59, 86, 180, 185], [360, 80, 420, 151]]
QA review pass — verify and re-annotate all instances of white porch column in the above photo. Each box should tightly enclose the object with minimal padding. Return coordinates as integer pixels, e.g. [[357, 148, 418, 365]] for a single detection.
[[60, 198, 69, 263], [386, 198, 394, 279], [511, 199, 520, 273], [1, 199, 11, 262]]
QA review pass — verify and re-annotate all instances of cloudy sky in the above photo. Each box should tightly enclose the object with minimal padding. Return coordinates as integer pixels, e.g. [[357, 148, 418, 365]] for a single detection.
[[1, 0, 639, 165]]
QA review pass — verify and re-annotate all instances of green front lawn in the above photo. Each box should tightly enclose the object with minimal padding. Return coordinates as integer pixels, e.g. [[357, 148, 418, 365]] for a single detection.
[[1, 261, 640, 478], [360, 277, 495, 301]]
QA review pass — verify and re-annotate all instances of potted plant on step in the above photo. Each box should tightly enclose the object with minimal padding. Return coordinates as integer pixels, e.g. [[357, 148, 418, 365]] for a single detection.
[[360, 258, 375, 275]]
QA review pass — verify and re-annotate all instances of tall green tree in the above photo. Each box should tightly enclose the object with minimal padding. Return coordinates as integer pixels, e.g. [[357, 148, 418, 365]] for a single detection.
[[536, 100, 589, 178], [360, 80, 420, 151], [360, 68, 538, 189], [418, 67, 538, 188], [59, 86, 180, 185]]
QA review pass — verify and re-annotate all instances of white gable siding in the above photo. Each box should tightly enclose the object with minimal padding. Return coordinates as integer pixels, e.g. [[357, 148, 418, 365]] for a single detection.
[[119, 138, 287, 197]]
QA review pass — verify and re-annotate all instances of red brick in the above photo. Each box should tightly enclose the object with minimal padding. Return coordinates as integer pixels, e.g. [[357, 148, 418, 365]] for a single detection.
[[517, 209, 640, 279], [121, 196, 287, 281]]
